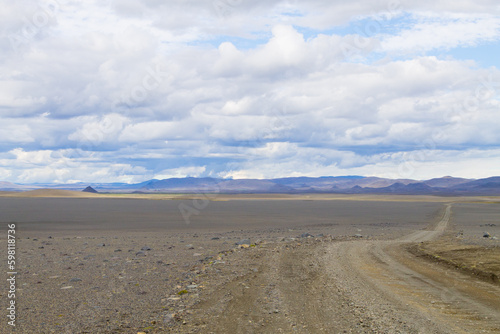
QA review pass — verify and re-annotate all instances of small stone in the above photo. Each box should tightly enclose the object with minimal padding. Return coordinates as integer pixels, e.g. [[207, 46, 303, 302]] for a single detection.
[[186, 284, 198, 289], [98, 243, 105, 247], [211, 237, 220, 240], [135, 251, 146, 257], [141, 246, 152, 251], [354, 234, 363, 238], [114, 249, 122, 252], [164, 314, 175, 324], [483, 232, 490, 238], [167, 297, 181, 301], [193, 253, 202, 257], [186, 244, 194, 249], [70, 278, 82, 282], [300, 233, 313, 238], [61, 286, 73, 289]]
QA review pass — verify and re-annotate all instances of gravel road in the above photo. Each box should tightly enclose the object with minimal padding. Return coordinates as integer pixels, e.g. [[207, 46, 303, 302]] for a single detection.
[[184, 203, 500, 333]]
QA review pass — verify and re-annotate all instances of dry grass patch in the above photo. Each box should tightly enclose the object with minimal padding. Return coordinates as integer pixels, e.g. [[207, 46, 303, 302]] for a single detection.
[[410, 237, 500, 285]]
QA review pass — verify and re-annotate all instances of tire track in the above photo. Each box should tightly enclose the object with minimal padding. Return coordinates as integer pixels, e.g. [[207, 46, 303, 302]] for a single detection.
[[185, 203, 500, 333], [330, 203, 500, 333]]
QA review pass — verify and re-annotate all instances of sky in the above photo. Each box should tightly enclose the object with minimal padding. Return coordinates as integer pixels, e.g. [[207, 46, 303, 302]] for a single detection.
[[1, 0, 500, 184]]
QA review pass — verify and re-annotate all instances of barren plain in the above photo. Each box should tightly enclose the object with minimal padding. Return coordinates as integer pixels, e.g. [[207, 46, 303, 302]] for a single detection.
[[0, 192, 499, 333]]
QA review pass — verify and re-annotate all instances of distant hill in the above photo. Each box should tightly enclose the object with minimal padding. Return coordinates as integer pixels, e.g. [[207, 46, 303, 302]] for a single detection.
[[0, 181, 38, 191], [423, 176, 471, 188], [10, 189, 99, 198], [448, 177, 500, 195], [82, 186, 98, 193], [2, 175, 500, 196]]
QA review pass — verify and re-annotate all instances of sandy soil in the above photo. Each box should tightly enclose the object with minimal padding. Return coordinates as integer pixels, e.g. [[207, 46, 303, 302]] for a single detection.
[[1, 195, 499, 333]]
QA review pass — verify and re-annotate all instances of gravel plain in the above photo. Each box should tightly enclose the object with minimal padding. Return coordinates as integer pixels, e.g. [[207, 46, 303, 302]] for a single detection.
[[0, 195, 499, 333]]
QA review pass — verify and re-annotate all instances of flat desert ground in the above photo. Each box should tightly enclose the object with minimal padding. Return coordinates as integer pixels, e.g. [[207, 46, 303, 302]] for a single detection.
[[1, 191, 499, 333]]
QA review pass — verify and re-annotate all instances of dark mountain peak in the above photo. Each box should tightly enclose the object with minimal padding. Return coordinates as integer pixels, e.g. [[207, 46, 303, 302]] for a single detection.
[[82, 186, 98, 193], [387, 182, 406, 189]]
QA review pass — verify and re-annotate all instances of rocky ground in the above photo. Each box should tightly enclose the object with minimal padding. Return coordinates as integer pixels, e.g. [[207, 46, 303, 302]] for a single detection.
[[1, 198, 499, 333], [2, 226, 370, 333]]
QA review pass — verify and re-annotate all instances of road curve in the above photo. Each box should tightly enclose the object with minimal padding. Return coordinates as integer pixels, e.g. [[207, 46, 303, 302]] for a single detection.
[[328, 203, 500, 333]]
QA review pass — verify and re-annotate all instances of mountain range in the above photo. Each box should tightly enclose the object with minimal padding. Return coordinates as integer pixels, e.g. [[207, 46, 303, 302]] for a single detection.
[[2, 176, 500, 195]]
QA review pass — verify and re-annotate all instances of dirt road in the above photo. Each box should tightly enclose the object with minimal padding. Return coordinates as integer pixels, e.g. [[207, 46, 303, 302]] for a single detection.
[[186, 203, 500, 333]]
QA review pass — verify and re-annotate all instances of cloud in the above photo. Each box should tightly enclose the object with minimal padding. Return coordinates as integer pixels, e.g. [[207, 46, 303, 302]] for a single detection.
[[380, 13, 500, 55], [68, 114, 129, 145], [0, 1, 499, 182], [153, 166, 207, 179], [0, 148, 149, 184]]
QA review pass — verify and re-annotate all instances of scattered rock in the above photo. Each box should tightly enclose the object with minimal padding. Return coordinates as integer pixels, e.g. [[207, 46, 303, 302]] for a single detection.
[[235, 239, 251, 246], [354, 234, 363, 238], [483, 232, 490, 238], [114, 249, 122, 252], [60, 286, 73, 290], [186, 244, 195, 249], [135, 251, 147, 257], [70, 278, 82, 282], [186, 284, 198, 289], [98, 243, 105, 247], [141, 246, 152, 251], [300, 233, 314, 238], [211, 237, 220, 240]]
